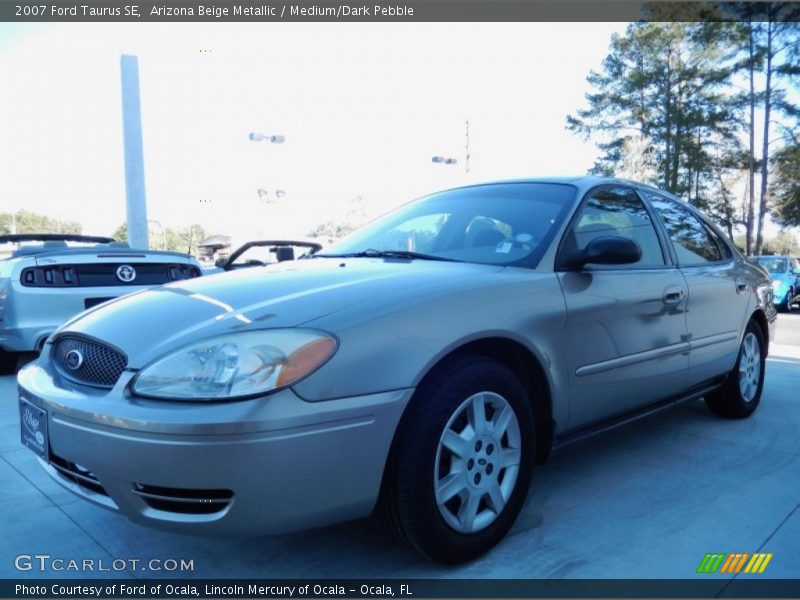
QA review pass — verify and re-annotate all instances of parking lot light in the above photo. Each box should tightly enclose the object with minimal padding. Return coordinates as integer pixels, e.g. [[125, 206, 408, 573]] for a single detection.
[[249, 132, 285, 143]]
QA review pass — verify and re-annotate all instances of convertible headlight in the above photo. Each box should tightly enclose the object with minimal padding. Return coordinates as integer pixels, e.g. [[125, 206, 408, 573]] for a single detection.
[[131, 329, 337, 400]]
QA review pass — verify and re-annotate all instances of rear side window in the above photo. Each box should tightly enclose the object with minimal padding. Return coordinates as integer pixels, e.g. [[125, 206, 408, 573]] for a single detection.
[[647, 195, 722, 265], [706, 226, 733, 260], [561, 186, 665, 268]]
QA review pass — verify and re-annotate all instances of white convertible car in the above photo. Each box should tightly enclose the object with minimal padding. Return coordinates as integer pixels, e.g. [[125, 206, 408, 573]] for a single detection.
[[0, 233, 203, 373]]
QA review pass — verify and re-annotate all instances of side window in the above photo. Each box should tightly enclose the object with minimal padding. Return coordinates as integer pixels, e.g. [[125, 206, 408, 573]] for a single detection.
[[647, 195, 722, 265], [562, 186, 665, 268]]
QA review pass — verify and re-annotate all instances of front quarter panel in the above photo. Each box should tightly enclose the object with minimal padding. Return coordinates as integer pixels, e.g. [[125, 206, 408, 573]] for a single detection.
[[294, 269, 569, 427]]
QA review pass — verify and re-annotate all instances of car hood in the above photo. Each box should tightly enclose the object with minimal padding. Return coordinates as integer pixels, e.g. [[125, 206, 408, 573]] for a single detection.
[[55, 257, 504, 368]]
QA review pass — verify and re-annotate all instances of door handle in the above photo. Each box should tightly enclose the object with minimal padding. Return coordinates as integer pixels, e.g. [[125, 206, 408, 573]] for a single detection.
[[663, 287, 685, 305], [736, 281, 748, 294]]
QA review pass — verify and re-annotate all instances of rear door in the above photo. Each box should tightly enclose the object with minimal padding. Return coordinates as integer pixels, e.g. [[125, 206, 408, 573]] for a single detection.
[[557, 185, 689, 429], [643, 193, 747, 388]]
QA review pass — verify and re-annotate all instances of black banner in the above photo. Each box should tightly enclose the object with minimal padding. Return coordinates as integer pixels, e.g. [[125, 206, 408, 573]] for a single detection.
[[4, 579, 800, 598], [2, 0, 800, 23]]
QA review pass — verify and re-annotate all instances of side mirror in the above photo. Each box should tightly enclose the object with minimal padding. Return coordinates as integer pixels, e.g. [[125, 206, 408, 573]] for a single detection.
[[214, 257, 229, 270], [565, 236, 642, 269], [274, 247, 295, 262]]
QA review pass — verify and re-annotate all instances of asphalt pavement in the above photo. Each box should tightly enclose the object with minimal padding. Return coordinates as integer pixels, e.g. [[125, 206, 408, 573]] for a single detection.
[[1, 314, 799, 582]]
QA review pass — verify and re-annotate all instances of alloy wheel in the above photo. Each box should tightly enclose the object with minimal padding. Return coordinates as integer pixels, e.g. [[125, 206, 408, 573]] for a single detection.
[[739, 332, 761, 403], [433, 391, 521, 534]]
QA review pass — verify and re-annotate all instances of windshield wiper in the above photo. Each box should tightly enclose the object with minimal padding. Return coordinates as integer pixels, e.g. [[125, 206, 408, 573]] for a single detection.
[[314, 249, 461, 262]]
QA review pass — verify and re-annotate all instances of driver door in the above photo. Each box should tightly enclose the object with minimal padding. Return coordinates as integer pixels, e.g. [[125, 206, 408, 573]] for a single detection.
[[557, 186, 689, 430]]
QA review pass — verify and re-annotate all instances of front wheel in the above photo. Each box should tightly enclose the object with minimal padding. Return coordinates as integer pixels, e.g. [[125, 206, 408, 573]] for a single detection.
[[705, 321, 766, 419], [380, 356, 534, 564], [782, 288, 796, 313]]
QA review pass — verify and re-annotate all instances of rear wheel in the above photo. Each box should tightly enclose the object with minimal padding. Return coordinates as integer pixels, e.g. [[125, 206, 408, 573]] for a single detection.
[[380, 355, 534, 564], [705, 321, 765, 419]]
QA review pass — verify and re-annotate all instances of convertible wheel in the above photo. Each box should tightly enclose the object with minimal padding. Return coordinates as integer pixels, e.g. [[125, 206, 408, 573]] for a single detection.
[[380, 355, 534, 564], [705, 321, 765, 419]]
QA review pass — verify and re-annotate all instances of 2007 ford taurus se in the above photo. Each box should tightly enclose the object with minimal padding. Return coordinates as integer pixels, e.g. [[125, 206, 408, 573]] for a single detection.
[[18, 177, 776, 563]]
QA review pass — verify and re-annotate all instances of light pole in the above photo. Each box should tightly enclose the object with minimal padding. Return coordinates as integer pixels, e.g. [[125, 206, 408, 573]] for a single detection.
[[121, 54, 149, 250], [249, 131, 286, 204], [256, 189, 286, 203]]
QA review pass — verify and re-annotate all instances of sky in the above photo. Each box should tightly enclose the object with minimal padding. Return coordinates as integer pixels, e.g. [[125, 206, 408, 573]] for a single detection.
[[1, 21, 626, 242]]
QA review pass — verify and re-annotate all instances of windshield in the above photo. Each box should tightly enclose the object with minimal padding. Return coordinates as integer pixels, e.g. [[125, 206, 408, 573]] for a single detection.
[[756, 257, 788, 274], [320, 183, 577, 267]]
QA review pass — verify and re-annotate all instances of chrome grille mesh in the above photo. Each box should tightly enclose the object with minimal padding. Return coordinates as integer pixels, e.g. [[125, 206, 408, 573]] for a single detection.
[[53, 337, 127, 388]]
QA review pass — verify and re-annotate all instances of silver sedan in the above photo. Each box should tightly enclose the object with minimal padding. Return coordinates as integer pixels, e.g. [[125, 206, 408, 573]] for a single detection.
[[17, 177, 776, 564]]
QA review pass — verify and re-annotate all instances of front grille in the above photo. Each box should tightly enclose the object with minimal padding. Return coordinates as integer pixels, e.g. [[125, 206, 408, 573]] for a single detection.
[[49, 453, 108, 497], [132, 484, 233, 515], [52, 336, 127, 388]]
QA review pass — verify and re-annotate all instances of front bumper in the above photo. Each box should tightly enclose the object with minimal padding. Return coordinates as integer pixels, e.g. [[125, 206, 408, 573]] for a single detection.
[[17, 361, 411, 535]]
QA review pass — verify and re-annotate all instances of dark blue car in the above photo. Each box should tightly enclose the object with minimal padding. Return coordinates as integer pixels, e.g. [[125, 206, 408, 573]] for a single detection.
[[754, 255, 799, 312]]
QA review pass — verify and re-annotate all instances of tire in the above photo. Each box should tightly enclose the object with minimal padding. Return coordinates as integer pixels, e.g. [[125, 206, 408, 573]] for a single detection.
[[782, 288, 796, 313], [380, 355, 535, 564], [705, 321, 765, 419], [0, 349, 17, 376]]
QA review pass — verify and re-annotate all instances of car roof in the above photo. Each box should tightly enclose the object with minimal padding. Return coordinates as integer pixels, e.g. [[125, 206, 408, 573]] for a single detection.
[[437, 176, 684, 201]]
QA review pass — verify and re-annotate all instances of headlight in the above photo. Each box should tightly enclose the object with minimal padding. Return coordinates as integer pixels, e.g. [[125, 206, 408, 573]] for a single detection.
[[131, 329, 337, 400]]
